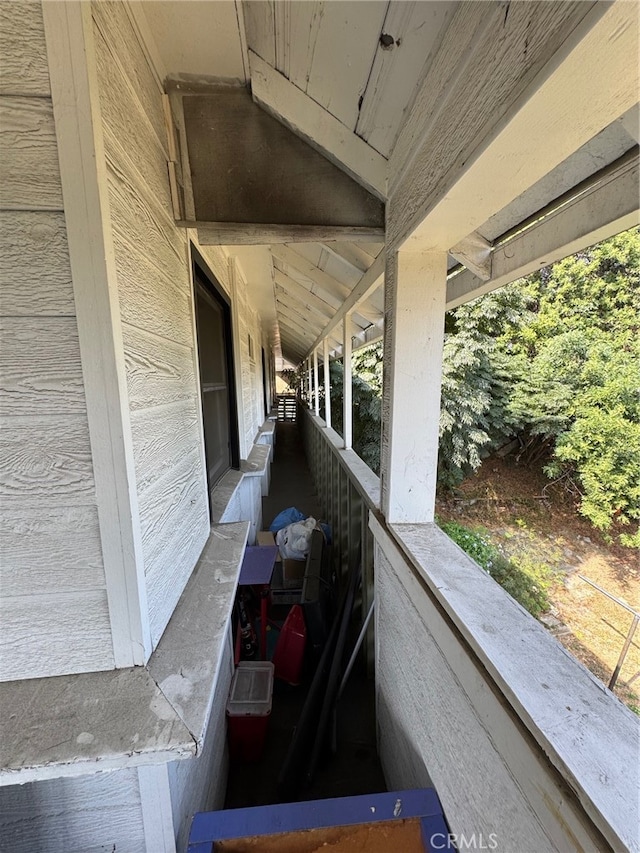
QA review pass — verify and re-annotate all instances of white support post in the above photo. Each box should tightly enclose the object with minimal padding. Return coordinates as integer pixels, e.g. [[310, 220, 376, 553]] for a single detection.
[[307, 358, 313, 409], [382, 249, 447, 523], [313, 348, 320, 416], [323, 337, 332, 429], [343, 314, 353, 450]]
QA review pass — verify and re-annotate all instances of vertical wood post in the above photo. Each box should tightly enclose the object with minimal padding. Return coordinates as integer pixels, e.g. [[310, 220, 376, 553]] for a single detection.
[[343, 314, 353, 450], [323, 337, 332, 429], [313, 348, 320, 416], [381, 249, 447, 523], [307, 358, 313, 408]]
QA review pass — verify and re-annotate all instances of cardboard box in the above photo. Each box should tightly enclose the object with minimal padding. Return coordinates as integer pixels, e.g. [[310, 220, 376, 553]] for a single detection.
[[283, 558, 305, 589], [256, 530, 276, 548]]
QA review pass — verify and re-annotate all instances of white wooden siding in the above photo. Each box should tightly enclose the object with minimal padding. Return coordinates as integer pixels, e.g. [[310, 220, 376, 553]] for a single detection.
[[0, 1, 51, 97], [0, 768, 146, 852], [0, 97, 63, 210], [0, 0, 111, 682], [91, 0, 210, 648]]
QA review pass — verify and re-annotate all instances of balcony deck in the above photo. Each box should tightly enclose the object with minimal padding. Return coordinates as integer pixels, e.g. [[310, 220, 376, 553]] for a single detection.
[[225, 419, 387, 809]]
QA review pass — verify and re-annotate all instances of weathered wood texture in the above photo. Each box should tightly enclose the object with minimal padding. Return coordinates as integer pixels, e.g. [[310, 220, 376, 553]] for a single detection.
[[91, 2, 211, 648], [0, 1, 51, 96], [0, 507, 104, 596], [0, 212, 74, 315], [0, 590, 114, 682], [372, 519, 638, 852], [388, 2, 594, 247], [0, 769, 146, 853], [0, 97, 63, 210], [182, 89, 384, 227], [0, 5, 109, 681], [0, 317, 86, 415]]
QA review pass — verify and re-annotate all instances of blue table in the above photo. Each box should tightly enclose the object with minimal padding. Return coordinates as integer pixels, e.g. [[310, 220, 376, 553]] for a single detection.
[[188, 789, 453, 852]]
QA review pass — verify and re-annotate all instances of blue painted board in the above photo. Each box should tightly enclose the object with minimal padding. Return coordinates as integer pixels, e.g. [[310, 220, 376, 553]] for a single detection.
[[238, 545, 278, 586], [188, 788, 444, 851]]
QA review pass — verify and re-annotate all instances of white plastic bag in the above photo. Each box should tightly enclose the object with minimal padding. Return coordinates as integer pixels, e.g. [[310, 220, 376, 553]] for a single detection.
[[275, 516, 317, 561]]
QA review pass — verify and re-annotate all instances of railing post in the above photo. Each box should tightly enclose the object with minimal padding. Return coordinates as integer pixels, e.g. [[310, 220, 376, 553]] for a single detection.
[[381, 249, 447, 523], [323, 338, 332, 429], [313, 347, 320, 416], [343, 314, 352, 450]]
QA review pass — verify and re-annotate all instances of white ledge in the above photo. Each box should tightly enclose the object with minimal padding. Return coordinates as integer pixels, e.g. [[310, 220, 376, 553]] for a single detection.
[[371, 517, 640, 853], [240, 444, 271, 477], [0, 522, 249, 786]]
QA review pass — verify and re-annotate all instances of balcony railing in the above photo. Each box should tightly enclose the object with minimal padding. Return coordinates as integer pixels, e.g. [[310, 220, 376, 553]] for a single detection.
[[300, 404, 639, 853]]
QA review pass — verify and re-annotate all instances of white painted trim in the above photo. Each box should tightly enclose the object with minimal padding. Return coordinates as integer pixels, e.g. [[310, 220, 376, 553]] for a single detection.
[[307, 357, 313, 409], [306, 250, 385, 355], [449, 231, 492, 281], [313, 348, 320, 416], [234, 0, 250, 84], [394, 2, 639, 252], [383, 250, 447, 524], [249, 51, 387, 199], [126, 1, 167, 88], [42, 0, 151, 666], [323, 338, 332, 429], [447, 156, 640, 308], [228, 257, 248, 458], [138, 764, 177, 853], [342, 315, 352, 451]]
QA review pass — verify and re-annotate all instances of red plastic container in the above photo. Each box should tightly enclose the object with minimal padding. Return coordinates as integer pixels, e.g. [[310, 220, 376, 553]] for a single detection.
[[272, 604, 307, 686], [226, 661, 274, 762]]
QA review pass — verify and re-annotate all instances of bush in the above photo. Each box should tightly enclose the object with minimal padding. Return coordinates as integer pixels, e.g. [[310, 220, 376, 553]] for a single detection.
[[439, 520, 551, 617]]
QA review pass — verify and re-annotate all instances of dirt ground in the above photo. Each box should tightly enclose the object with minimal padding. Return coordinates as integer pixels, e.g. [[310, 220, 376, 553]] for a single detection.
[[436, 455, 640, 712]]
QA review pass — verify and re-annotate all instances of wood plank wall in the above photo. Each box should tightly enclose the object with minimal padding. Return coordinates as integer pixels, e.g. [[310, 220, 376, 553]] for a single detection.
[[0, 1, 114, 681], [91, 3, 268, 646], [0, 765, 146, 852], [91, 1, 210, 648]]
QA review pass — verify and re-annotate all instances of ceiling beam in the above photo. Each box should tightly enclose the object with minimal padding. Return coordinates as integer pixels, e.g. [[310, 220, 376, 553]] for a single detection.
[[306, 251, 385, 354], [249, 51, 387, 199], [191, 222, 384, 245], [276, 318, 313, 347], [273, 269, 335, 318], [450, 231, 493, 281], [318, 242, 370, 275], [274, 286, 333, 331], [276, 303, 325, 339], [389, 2, 638, 253], [447, 155, 639, 309], [272, 245, 351, 301]]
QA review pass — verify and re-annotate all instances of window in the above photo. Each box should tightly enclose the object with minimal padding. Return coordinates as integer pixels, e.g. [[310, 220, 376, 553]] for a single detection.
[[192, 250, 239, 497]]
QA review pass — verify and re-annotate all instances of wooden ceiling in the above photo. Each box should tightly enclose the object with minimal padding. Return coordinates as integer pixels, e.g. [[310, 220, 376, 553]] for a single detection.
[[268, 240, 385, 364]]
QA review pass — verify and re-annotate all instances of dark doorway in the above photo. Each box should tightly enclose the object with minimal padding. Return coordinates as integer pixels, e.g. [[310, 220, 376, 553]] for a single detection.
[[261, 347, 269, 418], [192, 248, 240, 502]]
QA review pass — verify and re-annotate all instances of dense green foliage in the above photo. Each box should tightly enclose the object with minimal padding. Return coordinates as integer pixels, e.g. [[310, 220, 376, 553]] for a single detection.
[[442, 229, 640, 543], [438, 520, 552, 617], [317, 229, 640, 544]]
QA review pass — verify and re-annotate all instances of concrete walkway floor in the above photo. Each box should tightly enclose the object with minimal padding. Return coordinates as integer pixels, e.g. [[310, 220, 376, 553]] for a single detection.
[[225, 420, 386, 808]]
